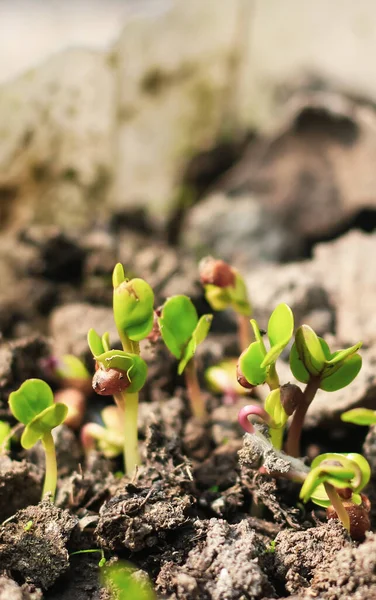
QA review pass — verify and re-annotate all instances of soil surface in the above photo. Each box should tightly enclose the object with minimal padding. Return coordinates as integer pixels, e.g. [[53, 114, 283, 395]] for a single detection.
[[0, 215, 375, 600]]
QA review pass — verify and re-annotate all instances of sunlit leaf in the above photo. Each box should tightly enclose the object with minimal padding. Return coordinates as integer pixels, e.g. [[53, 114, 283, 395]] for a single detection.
[[9, 379, 54, 426], [341, 408, 376, 426]]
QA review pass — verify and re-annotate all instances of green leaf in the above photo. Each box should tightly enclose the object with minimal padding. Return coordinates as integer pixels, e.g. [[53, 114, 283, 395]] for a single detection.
[[250, 319, 265, 346], [325, 342, 362, 367], [113, 274, 155, 342], [239, 341, 268, 386], [21, 403, 68, 449], [178, 314, 213, 374], [230, 273, 252, 316], [101, 332, 111, 353], [88, 328, 105, 357], [112, 262, 126, 288], [56, 355, 90, 381], [158, 295, 198, 359], [0, 421, 11, 450], [341, 408, 376, 426], [265, 388, 288, 428], [320, 354, 362, 392], [295, 325, 327, 376], [102, 561, 156, 600], [289, 342, 310, 383], [9, 379, 54, 426], [204, 284, 232, 312], [267, 303, 294, 349]]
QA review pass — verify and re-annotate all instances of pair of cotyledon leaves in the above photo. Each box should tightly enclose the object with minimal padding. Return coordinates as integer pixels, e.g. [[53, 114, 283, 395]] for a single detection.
[[300, 452, 371, 508], [9, 379, 68, 450], [87, 329, 147, 393], [239, 303, 362, 393], [157, 295, 213, 375]]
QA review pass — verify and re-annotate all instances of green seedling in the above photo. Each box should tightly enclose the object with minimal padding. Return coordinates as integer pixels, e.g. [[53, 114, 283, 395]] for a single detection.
[[89, 263, 153, 477], [300, 452, 371, 534], [157, 295, 212, 419], [341, 408, 376, 426], [70, 548, 107, 568], [8, 379, 68, 500], [81, 406, 123, 458], [199, 256, 252, 350], [102, 561, 156, 600], [286, 326, 362, 456], [55, 354, 90, 384], [237, 304, 295, 449], [24, 520, 33, 532]]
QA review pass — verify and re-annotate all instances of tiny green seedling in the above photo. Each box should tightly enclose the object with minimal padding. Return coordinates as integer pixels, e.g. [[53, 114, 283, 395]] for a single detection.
[[0, 420, 11, 452], [237, 304, 295, 449], [299, 452, 370, 533], [70, 548, 107, 568], [287, 326, 362, 456], [102, 561, 156, 600], [55, 354, 90, 384], [199, 256, 252, 350], [205, 359, 247, 405], [157, 295, 213, 419], [24, 520, 33, 532], [89, 263, 154, 477], [341, 408, 376, 426], [8, 379, 68, 500]]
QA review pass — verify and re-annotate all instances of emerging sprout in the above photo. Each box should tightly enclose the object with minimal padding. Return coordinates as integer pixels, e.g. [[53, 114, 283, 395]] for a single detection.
[[157, 295, 212, 419], [341, 408, 376, 426], [286, 327, 362, 456], [205, 359, 249, 405], [199, 256, 252, 350], [8, 379, 68, 500], [89, 263, 152, 477], [300, 452, 371, 538], [0, 420, 11, 452], [55, 354, 91, 389], [102, 561, 156, 600]]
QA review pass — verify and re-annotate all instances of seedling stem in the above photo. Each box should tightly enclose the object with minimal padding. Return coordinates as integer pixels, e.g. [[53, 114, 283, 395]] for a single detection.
[[237, 313, 251, 351], [324, 482, 350, 531], [286, 376, 320, 457], [185, 359, 206, 420], [119, 332, 141, 476], [42, 431, 58, 499]]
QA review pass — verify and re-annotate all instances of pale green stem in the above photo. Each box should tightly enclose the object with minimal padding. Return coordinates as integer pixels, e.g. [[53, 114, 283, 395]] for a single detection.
[[41, 432, 57, 500], [118, 331, 141, 477], [267, 363, 280, 390], [123, 391, 140, 477], [270, 427, 284, 451], [324, 482, 350, 531], [185, 359, 207, 420]]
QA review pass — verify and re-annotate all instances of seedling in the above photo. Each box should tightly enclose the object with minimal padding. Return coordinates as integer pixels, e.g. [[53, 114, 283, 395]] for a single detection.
[[205, 359, 248, 405], [0, 421, 11, 452], [341, 408, 376, 426], [157, 295, 212, 419], [70, 548, 107, 568], [199, 256, 252, 350], [89, 263, 153, 477], [287, 326, 362, 456], [24, 520, 33, 532], [81, 406, 123, 458], [299, 452, 371, 536], [102, 561, 156, 600], [8, 379, 68, 500], [55, 354, 91, 386], [237, 304, 295, 448]]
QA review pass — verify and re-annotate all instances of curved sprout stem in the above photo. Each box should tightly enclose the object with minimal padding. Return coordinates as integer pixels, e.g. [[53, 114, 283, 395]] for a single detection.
[[185, 359, 207, 420], [238, 405, 272, 433], [285, 376, 320, 457]]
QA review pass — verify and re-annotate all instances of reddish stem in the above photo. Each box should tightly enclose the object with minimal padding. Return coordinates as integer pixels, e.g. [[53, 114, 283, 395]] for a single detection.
[[285, 377, 320, 457], [238, 404, 271, 433]]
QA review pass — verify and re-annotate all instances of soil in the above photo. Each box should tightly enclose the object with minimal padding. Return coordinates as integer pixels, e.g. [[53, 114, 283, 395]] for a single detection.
[[0, 219, 375, 600]]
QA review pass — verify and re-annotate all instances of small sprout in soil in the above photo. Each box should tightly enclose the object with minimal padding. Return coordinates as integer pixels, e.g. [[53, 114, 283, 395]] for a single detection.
[[24, 520, 33, 532], [81, 406, 123, 458], [55, 354, 91, 387], [341, 407, 376, 426], [157, 294, 213, 419], [199, 256, 252, 350], [70, 548, 107, 568], [102, 561, 156, 600], [287, 326, 362, 456], [299, 452, 371, 537], [8, 379, 68, 500], [89, 263, 152, 477], [265, 539, 276, 554]]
